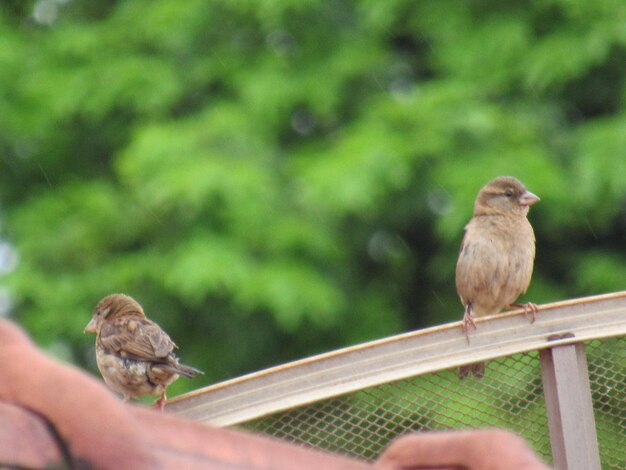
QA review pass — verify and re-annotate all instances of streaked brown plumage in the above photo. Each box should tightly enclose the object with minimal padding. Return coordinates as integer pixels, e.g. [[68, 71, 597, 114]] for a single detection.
[[84, 293, 202, 410], [456, 176, 539, 378]]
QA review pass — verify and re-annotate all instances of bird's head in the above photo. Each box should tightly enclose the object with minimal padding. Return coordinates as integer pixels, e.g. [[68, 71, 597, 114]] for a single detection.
[[84, 293, 145, 334], [474, 176, 540, 217]]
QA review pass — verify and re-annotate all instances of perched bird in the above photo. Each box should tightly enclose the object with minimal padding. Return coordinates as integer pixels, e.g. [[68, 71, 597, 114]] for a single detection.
[[84, 293, 202, 410], [455, 176, 539, 378]]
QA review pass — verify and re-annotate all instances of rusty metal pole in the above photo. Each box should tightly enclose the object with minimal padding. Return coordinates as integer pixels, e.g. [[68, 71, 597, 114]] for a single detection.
[[540, 335, 601, 470]]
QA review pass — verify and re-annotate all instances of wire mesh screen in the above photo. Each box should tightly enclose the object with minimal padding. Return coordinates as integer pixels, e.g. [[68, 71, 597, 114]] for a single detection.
[[587, 337, 626, 470], [243, 336, 625, 469]]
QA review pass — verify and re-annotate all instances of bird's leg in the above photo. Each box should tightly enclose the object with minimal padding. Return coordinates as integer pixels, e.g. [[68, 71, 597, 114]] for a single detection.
[[154, 390, 167, 412], [462, 303, 477, 343], [509, 302, 538, 323]]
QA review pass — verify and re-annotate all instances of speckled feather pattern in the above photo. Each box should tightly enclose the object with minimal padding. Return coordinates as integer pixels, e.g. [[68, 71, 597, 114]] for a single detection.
[[94, 336, 180, 400]]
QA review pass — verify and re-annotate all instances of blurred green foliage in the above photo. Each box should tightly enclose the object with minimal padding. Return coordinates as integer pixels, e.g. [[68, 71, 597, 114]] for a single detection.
[[0, 0, 625, 397]]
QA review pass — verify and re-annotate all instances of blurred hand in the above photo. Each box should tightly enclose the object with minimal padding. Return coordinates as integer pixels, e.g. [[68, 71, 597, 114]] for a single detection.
[[374, 429, 551, 470], [0, 319, 153, 469]]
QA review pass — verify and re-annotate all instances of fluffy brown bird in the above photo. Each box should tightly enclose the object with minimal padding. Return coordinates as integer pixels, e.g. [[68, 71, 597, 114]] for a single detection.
[[456, 176, 539, 377], [84, 293, 202, 410]]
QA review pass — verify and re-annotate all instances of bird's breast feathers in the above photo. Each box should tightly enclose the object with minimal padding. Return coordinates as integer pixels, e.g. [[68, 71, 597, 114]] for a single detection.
[[456, 215, 535, 315]]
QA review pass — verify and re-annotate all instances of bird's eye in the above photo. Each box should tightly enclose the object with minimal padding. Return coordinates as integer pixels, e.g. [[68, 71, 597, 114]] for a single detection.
[[504, 189, 513, 197]]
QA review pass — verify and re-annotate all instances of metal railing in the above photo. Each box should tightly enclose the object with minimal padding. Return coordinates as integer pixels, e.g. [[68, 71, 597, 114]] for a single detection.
[[167, 292, 626, 470]]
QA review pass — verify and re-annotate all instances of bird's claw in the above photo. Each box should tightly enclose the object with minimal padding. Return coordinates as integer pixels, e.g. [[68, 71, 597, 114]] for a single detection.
[[462, 314, 477, 333], [462, 308, 477, 344], [154, 392, 167, 412], [526, 302, 539, 323], [510, 302, 538, 323]]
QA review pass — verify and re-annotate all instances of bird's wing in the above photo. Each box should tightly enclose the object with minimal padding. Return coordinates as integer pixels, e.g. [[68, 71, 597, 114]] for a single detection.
[[456, 221, 510, 301], [99, 318, 176, 361]]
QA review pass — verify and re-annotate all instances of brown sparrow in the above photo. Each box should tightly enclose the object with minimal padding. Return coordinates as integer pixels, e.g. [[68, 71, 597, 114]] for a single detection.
[[455, 176, 539, 377], [84, 293, 202, 410]]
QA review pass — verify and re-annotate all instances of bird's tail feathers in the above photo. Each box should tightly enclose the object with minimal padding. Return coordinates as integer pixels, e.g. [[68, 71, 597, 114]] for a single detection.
[[458, 361, 485, 379], [173, 363, 204, 378]]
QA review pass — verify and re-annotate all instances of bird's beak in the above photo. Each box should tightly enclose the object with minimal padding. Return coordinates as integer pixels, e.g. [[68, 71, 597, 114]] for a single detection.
[[84, 317, 97, 334], [519, 191, 540, 206]]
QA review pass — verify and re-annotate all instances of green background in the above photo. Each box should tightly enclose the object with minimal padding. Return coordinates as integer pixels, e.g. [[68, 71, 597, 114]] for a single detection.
[[1, 1, 625, 401]]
